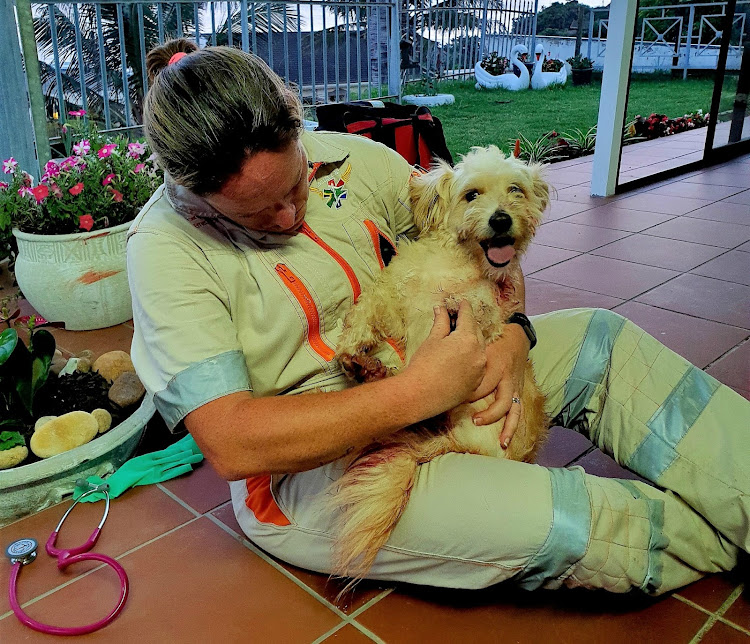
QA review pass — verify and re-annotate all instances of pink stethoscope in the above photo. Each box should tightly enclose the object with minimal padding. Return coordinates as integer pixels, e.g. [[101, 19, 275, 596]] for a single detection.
[[5, 482, 129, 636]]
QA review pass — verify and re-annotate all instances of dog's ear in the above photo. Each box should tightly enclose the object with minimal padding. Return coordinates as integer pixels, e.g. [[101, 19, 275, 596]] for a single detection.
[[409, 161, 455, 233], [524, 161, 550, 215]]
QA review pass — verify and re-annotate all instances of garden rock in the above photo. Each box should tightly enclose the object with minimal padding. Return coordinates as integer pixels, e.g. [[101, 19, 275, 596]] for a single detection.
[[92, 408, 112, 434], [30, 410, 99, 458], [76, 357, 92, 373], [50, 353, 69, 376], [108, 372, 145, 408], [34, 416, 57, 431], [93, 350, 135, 383], [0, 445, 28, 470]]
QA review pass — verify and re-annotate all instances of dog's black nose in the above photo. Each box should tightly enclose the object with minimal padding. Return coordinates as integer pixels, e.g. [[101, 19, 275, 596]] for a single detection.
[[489, 211, 512, 234]]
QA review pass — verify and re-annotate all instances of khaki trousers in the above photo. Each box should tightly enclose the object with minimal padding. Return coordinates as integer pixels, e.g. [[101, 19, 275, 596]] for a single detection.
[[230, 308, 748, 594]]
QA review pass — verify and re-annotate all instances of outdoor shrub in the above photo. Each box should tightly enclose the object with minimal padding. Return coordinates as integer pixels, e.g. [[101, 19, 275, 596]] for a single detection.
[[630, 110, 709, 141], [542, 58, 564, 73], [0, 110, 162, 252], [567, 54, 594, 70], [480, 52, 509, 76]]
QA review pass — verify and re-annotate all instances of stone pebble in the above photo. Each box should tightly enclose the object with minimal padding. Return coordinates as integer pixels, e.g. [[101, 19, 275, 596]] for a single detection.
[[93, 350, 135, 384], [0, 445, 28, 469], [92, 408, 112, 433], [30, 411, 99, 458], [108, 372, 145, 408]]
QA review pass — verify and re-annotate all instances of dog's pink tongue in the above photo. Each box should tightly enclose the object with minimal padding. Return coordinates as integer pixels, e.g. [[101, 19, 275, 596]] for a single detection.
[[487, 245, 515, 265]]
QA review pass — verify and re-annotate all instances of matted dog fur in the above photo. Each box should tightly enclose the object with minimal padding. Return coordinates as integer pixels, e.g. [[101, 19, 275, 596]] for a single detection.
[[332, 145, 551, 582]]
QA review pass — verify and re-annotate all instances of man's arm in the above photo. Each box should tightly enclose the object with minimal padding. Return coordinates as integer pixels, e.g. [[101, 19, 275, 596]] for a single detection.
[[185, 303, 486, 480], [468, 263, 531, 446]]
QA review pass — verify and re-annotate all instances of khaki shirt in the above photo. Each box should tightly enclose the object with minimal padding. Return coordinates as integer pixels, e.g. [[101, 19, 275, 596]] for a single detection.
[[127, 131, 416, 430]]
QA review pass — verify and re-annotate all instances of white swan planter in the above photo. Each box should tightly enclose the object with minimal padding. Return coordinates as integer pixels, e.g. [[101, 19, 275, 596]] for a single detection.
[[474, 44, 530, 91], [530, 45, 570, 90]]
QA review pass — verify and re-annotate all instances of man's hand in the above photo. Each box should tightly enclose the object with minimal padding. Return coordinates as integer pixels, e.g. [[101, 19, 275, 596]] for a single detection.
[[468, 323, 530, 448]]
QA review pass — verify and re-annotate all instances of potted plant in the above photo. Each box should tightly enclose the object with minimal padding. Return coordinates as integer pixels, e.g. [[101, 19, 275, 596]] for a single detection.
[[0, 309, 154, 525], [566, 55, 595, 86], [0, 111, 163, 330], [403, 69, 455, 107]]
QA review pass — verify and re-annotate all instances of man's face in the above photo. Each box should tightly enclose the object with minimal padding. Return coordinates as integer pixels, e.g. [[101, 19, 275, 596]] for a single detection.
[[205, 139, 309, 234]]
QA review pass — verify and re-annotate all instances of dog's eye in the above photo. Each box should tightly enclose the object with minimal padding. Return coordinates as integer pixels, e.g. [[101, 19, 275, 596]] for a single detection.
[[509, 185, 524, 194], [465, 189, 480, 202]]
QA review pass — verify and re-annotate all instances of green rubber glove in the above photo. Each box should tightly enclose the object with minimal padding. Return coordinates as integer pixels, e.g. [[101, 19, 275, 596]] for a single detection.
[[73, 434, 204, 502]]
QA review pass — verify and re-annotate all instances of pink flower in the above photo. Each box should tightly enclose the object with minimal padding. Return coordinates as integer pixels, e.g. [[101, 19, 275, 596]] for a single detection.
[[127, 142, 146, 158], [2, 158, 18, 174], [18, 186, 33, 198], [0, 182, 8, 190], [72, 139, 91, 156], [97, 143, 118, 159], [69, 182, 84, 196], [16, 314, 49, 326], [50, 183, 63, 198], [21, 172, 32, 187], [78, 214, 94, 231], [44, 160, 60, 178], [102, 173, 116, 186], [108, 188, 123, 202], [68, 109, 87, 117], [134, 163, 146, 174], [31, 185, 49, 204]]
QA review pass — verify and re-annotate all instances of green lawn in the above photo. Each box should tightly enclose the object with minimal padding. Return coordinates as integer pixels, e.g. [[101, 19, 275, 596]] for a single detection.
[[426, 73, 734, 160]]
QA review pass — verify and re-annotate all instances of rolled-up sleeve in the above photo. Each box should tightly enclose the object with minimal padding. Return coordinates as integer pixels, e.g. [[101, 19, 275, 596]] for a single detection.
[[127, 229, 252, 431]]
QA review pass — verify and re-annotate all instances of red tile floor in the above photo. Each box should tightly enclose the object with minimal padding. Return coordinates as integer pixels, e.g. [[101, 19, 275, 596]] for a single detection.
[[1, 143, 749, 642]]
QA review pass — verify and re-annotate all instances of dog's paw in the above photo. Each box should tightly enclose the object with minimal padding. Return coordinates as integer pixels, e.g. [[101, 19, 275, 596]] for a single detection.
[[339, 352, 389, 383]]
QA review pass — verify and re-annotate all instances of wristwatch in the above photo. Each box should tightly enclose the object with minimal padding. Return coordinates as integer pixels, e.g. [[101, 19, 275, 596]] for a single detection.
[[507, 312, 537, 350]]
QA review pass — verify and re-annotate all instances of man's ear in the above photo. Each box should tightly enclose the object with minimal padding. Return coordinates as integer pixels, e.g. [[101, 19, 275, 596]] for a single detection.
[[409, 161, 454, 233]]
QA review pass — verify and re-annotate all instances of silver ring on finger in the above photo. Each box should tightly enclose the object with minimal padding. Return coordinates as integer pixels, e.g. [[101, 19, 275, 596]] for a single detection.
[[511, 396, 521, 405]]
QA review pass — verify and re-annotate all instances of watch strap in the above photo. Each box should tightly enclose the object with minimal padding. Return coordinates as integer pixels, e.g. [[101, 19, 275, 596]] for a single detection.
[[507, 312, 537, 350]]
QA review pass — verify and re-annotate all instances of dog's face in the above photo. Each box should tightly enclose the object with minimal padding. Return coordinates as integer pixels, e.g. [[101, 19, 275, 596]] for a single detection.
[[410, 146, 549, 279]]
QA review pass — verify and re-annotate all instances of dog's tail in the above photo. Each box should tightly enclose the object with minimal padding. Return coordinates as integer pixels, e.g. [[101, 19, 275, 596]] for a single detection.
[[331, 441, 419, 583]]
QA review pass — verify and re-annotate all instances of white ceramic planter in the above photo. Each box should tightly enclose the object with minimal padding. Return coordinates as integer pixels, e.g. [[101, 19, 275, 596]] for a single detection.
[[0, 396, 155, 527], [402, 93, 455, 107], [12, 221, 133, 330]]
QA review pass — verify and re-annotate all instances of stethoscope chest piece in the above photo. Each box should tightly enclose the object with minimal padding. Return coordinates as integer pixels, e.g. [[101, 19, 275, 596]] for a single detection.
[[6, 539, 38, 566]]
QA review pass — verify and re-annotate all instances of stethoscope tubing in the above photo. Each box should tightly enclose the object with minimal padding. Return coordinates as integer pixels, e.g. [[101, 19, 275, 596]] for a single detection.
[[6, 487, 130, 636], [8, 554, 129, 636]]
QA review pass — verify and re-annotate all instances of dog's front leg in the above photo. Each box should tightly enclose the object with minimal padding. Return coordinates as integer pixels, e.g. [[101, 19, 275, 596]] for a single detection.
[[337, 284, 406, 383]]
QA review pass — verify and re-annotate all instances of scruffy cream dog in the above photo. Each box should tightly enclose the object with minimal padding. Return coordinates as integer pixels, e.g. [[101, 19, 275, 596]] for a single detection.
[[333, 145, 550, 582]]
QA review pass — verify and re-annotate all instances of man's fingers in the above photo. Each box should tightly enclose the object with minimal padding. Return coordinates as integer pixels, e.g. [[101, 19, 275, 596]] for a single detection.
[[499, 397, 522, 448], [454, 299, 478, 334], [429, 305, 451, 339]]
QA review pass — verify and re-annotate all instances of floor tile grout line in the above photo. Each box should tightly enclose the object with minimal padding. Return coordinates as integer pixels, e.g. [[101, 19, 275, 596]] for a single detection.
[[688, 613, 721, 644], [703, 337, 750, 372], [155, 483, 203, 518], [715, 615, 750, 636], [714, 583, 745, 619], [686, 584, 746, 644], [203, 512, 351, 621], [0, 515, 203, 619], [672, 593, 717, 618], [309, 621, 351, 644], [345, 619, 388, 644], [348, 588, 395, 619]]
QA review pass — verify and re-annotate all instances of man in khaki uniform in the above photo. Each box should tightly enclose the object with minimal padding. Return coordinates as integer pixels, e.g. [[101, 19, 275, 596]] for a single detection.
[[130, 40, 749, 596]]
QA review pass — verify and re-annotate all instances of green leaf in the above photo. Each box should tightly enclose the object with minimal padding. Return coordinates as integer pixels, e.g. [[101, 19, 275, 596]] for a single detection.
[[0, 328, 18, 366], [0, 430, 25, 451], [15, 330, 55, 416]]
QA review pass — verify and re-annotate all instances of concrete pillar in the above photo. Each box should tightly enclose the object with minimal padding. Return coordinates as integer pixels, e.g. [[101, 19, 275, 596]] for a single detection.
[[0, 0, 40, 179], [590, 0, 638, 197]]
